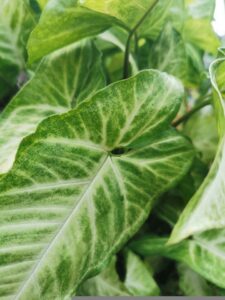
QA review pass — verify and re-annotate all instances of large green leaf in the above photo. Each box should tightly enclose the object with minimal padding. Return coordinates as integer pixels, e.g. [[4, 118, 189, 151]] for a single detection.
[[169, 57, 225, 243], [0, 40, 105, 174], [78, 251, 159, 296], [0, 70, 193, 299], [28, 0, 173, 62], [0, 0, 36, 99], [130, 231, 225, 289]]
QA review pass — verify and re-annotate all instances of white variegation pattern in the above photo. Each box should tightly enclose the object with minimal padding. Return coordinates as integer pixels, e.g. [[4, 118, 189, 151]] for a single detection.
[[0, 70, 193, 299], [0, 40, 105, 174], [28, 0, 173, 62], [131, 230, 225, 289], [169, 57, 225, 243]]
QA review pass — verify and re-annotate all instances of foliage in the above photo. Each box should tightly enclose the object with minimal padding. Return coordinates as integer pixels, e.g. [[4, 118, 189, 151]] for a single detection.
[[0, 0, 224, 298]]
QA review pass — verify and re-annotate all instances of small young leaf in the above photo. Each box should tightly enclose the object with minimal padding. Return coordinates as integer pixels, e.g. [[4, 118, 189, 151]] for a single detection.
[[0, 70, 193, 299]]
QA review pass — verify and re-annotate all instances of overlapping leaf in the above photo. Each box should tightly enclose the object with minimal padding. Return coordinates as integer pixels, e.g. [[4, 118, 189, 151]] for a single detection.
[[28, 0, 173, 62], [78, 251, 159, 296], [170, 57, 225, 243], [0, 70, 193, 299], [80, 0, 173, 39], [0, 0, 36, 99], [147, 23, 189, 83], [131, 230, 225, 289], [0, 40, 105, 174]]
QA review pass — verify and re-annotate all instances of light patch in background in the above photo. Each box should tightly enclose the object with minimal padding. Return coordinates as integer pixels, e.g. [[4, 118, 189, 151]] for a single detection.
[[213, 0, 225, 36]]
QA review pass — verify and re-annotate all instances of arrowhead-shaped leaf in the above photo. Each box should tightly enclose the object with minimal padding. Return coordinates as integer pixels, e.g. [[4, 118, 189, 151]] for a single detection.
[[28, 0, 173, 62], [0, 40, 105, 174], [169, 57, 225, 244], [0, 70, 193, 299]]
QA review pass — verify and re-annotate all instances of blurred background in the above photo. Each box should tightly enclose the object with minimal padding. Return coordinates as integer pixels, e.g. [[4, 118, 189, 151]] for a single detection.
[[213, 0, 225, 38]]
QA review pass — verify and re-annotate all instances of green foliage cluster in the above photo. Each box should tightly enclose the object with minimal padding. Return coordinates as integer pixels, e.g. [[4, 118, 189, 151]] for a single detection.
[[0, 0, 225, 298]]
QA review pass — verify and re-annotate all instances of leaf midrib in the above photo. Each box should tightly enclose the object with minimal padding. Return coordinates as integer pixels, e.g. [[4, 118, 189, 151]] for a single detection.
[[15, 151, 108, 299]]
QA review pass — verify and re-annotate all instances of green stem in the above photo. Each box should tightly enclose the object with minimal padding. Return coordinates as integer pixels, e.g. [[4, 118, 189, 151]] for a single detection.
[[173, 99, 212, 127], [123, 0, 159, 79]]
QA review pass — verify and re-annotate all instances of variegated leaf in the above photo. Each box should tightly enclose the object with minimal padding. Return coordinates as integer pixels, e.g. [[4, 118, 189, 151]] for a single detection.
[[78, 251, 159, 296], [169, 57, 225, 243], [0, 0, 36, 99], [131, 230, 225, 289], [77, 256, 130, 296], [0, 40, 105, 174], [0, 70, 193, 299], [28, 0, 173, 62]]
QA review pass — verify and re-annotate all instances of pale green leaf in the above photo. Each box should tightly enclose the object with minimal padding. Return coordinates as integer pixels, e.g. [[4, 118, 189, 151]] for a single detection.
[[124, 251, 160, 296], [28, 0, 173, 62], [80, 0, 173, 39], [0, 40, 105, 174], [169, 57, 225, 243], [28, 0, 119, 63], [0, 70, 193, 299], [37, 0, 49, 9], [148, 23, 188, 83], [185, 0, 216, 19], [99, 27, 139, 76], [184, 107, 219, 164], [131, 231, 225, 289], [78, 251, 159, 296], [183, 18, 220, 54], [178, 263, 214, 296]]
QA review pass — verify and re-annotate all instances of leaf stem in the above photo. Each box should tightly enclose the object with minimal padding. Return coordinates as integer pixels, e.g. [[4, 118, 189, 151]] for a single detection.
[[173, 98, 212, 127], [123, 0, 159, 79]]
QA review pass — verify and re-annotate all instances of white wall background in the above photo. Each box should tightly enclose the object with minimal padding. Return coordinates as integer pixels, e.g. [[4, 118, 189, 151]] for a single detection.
[[213, 0, 225, 36]]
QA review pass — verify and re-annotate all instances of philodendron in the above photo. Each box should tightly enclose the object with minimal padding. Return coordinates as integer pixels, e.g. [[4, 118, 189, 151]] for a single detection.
[[0, 0, 224, 298]]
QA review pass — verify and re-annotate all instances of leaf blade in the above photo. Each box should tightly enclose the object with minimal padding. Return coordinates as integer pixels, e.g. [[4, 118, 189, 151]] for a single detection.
[[0, 70, 193, 299]]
